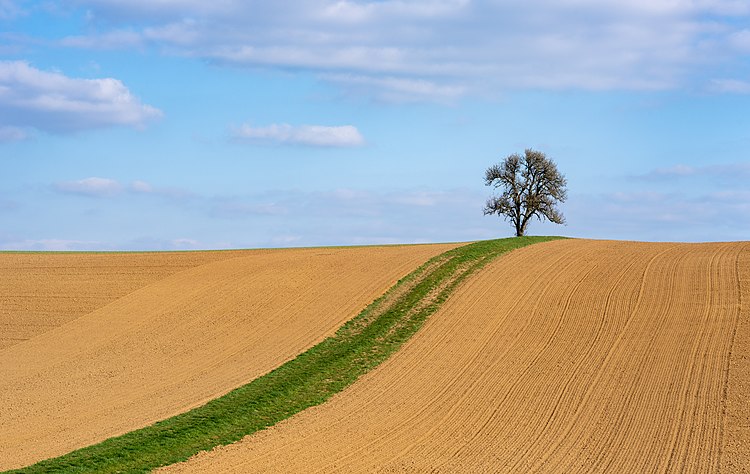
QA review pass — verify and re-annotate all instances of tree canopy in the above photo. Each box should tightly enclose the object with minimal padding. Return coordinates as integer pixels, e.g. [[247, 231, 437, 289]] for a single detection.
[[484, 149, 567, 237]]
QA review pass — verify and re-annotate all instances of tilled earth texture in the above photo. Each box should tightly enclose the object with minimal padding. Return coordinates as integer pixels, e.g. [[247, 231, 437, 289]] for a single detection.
[[0, 250, 249, 349], [0, 243, 458, 470], [163, 240, 750, 474]]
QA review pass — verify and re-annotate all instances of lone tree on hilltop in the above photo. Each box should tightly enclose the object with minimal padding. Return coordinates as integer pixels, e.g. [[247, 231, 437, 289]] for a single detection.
[[484, 149, 567, 237]]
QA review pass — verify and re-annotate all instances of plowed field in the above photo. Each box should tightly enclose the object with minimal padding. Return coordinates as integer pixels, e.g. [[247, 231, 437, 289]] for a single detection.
[[164, 239, 749, 473], [0, 250, 249, 349], [0, 243, 457, 470]]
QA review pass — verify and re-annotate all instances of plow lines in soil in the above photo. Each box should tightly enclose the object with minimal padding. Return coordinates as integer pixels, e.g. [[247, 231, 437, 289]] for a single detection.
[[0, 243, 457, 471], [0, 250, 250, 350], [164, 239, 750, 473]]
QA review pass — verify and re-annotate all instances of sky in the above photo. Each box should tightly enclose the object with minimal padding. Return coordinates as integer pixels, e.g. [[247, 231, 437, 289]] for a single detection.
[[1, 0, 749, 250]]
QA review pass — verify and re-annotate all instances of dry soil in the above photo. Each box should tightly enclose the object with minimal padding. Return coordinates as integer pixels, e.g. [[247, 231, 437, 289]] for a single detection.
[[0, 250, 248, 349], [164, 239, 750, 473], [0, 244, 457, 470]]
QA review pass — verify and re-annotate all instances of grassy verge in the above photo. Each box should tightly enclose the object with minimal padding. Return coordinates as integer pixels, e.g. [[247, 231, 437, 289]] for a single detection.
[[8, 236, 560, 473]]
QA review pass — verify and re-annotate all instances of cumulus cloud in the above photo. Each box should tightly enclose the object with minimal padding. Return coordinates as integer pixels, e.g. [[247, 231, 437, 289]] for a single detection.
[[54, 177, 123, 197], [51, 0, 750, 98], [0, 61, 162, 135], [232, 123, 365, 147]]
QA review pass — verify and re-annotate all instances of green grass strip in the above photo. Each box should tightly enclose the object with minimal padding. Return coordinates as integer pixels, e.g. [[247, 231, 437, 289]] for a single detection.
[[8, 236, 561, 473]]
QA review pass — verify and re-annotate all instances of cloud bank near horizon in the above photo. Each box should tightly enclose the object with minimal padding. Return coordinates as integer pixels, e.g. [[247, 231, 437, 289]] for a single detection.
[[15, 159, 749, 250]]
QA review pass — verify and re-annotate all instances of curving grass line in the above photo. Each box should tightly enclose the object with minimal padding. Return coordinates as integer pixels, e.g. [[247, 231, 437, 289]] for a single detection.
[[7, 236, 561, 473]]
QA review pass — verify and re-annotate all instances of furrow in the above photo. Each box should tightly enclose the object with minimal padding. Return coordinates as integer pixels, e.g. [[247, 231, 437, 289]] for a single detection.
[[0, 244, 456, 470], [149, 240, 748, 474]]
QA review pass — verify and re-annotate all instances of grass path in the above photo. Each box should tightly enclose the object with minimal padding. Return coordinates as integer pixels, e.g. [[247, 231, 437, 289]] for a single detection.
[[7, 236, 558, 473]]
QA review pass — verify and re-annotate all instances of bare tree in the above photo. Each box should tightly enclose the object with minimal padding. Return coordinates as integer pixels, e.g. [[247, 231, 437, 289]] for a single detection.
[[484, 149, 567, 237]]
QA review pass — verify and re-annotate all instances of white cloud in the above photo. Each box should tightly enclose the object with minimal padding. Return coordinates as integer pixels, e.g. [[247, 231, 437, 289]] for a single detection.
[[54, 0, 750, 98], [54, 177, 123, 197], [232, 123, 365, 147], [0, 61, 162, 134]]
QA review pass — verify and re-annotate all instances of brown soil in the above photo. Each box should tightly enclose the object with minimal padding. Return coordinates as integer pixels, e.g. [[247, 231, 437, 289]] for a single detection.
[[163, 239, 750, 473], [0, 250, 248, 349], [0, 243, 457, 470], [721, 246, 750, 473]]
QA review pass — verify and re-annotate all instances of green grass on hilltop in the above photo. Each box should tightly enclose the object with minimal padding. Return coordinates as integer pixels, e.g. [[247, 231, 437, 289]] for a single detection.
[[8, 236, 562, 474]]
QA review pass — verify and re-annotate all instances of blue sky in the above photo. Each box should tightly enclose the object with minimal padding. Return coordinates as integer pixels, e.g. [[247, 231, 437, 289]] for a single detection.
[[1, 0, 749, 250]]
